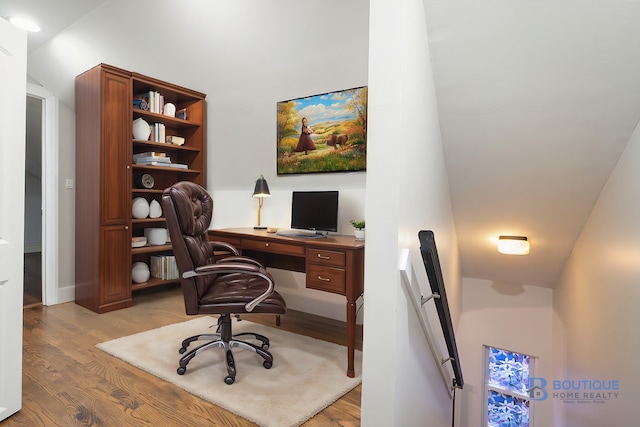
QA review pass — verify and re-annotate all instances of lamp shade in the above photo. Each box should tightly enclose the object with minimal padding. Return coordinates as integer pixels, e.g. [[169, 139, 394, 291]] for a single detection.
[[253, 175, 271, 197], [498, 236, 530, 255]]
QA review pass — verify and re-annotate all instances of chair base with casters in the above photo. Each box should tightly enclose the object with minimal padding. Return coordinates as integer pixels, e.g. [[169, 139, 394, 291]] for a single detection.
[[176, 314, 273, 385]]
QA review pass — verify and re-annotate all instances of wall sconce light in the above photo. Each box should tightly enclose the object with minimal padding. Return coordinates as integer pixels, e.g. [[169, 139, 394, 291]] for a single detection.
[[252, 175, 271, 230], [498, 236, 530, 255]]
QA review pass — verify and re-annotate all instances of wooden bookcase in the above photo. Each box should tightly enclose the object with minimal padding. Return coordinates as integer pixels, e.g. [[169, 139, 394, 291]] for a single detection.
[[75, 63, 206, 313]]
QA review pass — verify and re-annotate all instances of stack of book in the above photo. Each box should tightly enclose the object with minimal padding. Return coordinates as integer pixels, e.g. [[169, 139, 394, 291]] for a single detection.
[[136, 91, 165, 114], [133, 152, 170, 166], [133, 152, 188, 169], [150, 123, 166, 143], [150, 254, 179, 280]]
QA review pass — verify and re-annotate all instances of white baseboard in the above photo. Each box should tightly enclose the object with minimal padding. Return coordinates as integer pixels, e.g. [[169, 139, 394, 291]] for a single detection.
[[51, 285, 75, 306]]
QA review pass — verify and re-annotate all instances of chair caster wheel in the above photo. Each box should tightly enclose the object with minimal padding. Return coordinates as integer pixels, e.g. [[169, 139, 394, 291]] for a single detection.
[[177, 367, 186, 375], [179, 347, 187, 354], [225, 376, 235, 385], [263, 361, 272, 369]]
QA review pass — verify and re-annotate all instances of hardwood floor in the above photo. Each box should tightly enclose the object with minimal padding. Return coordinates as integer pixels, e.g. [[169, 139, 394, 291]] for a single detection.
[[7, 284, 362, 426]]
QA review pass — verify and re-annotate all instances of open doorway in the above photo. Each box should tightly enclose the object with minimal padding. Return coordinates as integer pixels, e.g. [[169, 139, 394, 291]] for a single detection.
[[25, 83, 59, 307], [24, 94, 43, 306]]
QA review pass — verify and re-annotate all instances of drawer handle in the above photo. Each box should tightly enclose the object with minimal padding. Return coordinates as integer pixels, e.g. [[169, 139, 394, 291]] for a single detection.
[[318, 276, 331, 282], [317, 254, 330, 260], [265, 243, 269, 247]]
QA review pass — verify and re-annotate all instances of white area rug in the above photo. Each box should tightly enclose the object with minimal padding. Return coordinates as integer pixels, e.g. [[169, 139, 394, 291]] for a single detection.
[[96, 316, 362, 427]]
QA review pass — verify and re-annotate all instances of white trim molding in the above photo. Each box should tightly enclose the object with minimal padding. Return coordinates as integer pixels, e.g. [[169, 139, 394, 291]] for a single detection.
[[26, 83, 59, 306]]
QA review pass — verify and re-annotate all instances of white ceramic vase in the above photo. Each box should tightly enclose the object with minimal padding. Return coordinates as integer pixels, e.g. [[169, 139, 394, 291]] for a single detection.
[[149, 199, 162, 218], [132, 197, 150, 219], [132, 262, 150, 283], [163, 103, 176, 117], [354, 229, 365, 240], [132, 117, 151, 140]]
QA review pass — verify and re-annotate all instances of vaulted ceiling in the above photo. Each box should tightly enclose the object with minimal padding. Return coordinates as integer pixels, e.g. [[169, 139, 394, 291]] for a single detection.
[[424, 1, 640, 286], [3, 0, 639, 288]]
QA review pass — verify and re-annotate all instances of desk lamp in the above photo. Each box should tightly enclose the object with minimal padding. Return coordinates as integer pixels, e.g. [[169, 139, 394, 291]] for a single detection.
[[252, 175, 271, 229]]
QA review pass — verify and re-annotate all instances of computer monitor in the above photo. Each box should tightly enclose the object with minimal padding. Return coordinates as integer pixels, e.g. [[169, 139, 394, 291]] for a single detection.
[[290, 191, 339, 234]]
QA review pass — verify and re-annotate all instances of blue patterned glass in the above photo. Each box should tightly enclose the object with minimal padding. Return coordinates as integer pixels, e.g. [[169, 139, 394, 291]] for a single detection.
[[487, 390, 530, 427], [486, 347, 531, 427], [488, 347, 530, 395]]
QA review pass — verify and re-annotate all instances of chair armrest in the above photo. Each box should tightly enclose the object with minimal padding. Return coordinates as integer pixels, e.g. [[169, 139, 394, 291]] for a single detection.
[[210, 241, 240, 256], [217, 255, 264, 268], [183, 261, 275, 312]]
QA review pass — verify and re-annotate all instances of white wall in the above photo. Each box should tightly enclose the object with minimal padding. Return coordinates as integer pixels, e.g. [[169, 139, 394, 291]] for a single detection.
[[456, 278, 553, 426], [361, 0, 462, 425], [552, 122, 640, 425], [25, 0, 370, 301]]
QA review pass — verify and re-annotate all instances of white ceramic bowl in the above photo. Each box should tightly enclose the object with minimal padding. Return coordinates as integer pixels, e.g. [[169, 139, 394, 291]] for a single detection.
[[132, 197, 150, 219], [144, 228, 167, 246], [131, 236, 147, 248]]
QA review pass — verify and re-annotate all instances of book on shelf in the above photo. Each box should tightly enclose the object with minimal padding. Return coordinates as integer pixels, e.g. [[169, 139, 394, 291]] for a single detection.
[[133, 156, 171, 163], [133, 160, 187, 169], [150, 254, 178, 280], [150, 123, 166, 143], [165, 135, 185, 146], [143, 91, 167, 114], [175, 108, 187, 120], [133, 151, 167, 158], [167, 163, 188, 169], [134, 160, 175, 167]]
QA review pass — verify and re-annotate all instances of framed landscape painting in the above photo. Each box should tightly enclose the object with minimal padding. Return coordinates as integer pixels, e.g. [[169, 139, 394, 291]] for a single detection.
[[277, 86, 367, 175]]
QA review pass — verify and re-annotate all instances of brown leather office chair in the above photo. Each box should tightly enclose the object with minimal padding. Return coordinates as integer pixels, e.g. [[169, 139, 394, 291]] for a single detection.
[[162, 181, 286, 384]]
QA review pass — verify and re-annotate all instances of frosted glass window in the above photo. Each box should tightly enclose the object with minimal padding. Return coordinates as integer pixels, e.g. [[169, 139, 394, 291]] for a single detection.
[[487, 389, 530, 427], [483, 346, 535, 427], [488, 347, 530, 395]]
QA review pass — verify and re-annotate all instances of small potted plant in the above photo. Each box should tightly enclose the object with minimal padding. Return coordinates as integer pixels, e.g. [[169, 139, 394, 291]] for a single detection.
[[350, 220, 365, 240]]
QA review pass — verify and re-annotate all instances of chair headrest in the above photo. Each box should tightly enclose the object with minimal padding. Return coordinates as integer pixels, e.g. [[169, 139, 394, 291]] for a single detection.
[[166, 181, 213, 237]]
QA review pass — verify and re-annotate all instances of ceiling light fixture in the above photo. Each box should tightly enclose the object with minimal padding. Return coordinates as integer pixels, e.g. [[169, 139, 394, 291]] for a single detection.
[[498, 236, 530, 255], [8, 16, 41, 32]]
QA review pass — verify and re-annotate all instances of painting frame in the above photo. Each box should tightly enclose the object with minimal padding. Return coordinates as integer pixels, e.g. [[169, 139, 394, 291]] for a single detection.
[[276, 86, 367, 175]]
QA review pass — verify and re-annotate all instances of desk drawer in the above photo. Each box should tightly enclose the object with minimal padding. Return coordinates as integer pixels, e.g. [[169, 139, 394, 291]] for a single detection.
[[209, 234, 243, 248], [242, 238, 305, 256], [307, 264, 345, 294], [307, 248, 345, 268]]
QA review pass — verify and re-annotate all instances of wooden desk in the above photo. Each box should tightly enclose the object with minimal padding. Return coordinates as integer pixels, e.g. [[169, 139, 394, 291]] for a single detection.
[[208, 228, 364, 378]]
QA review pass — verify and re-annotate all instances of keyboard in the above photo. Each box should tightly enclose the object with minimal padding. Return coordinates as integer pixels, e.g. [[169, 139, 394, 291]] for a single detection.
[[275, 229, 325, 238]]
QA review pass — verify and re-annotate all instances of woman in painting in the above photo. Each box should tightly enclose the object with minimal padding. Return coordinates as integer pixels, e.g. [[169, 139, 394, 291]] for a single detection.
[[294, 117, 315, 155]]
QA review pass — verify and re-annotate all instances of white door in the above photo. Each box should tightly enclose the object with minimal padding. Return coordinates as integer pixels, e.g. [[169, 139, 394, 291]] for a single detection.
[[0, 18, 27, 421]]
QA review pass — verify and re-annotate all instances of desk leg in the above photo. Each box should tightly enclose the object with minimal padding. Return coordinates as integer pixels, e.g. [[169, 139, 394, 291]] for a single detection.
[[346, 300, 356, 378]]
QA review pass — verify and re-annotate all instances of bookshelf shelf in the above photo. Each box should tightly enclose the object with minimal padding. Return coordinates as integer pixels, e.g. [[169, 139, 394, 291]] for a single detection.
[[131, 244, 173, 255], [134, 110, 201, 127], [131, 277, 179, 291]]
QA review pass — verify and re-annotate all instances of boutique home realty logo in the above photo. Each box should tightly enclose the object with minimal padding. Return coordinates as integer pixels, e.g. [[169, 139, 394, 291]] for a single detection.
[[528, 378, 621, 404]]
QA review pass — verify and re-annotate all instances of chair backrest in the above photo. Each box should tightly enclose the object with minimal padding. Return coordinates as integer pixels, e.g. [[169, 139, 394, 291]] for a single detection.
[[162, 181, 216, 313]]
